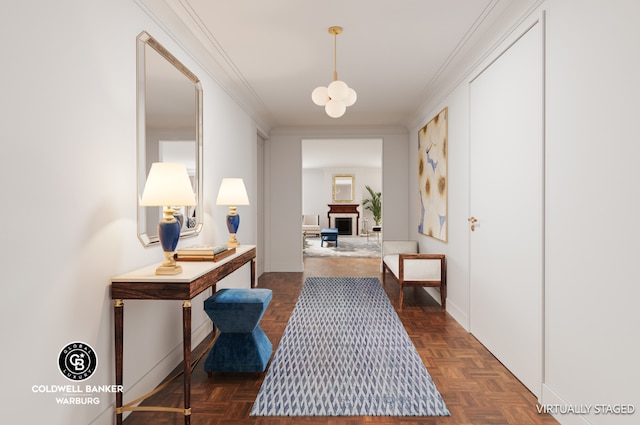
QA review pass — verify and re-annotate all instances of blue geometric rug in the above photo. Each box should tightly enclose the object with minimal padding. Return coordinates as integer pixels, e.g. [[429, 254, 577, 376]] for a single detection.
[[250, 277, 450, 416]]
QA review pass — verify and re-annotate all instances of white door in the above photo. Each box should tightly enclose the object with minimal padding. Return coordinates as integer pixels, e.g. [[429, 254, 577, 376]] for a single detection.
[[469, 22, 543, 396]]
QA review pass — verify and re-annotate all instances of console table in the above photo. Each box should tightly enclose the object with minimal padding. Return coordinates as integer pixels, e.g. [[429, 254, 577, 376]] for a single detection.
[[110, 245, 256, 425]]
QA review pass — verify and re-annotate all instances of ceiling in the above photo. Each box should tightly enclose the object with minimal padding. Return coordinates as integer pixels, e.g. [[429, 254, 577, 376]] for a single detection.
[[146, 0, 530, 132]]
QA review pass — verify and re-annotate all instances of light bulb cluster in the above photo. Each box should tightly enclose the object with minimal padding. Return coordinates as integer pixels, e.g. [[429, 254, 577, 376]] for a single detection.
[[311, 26, 357, 118], [311, 81, 357, 118]]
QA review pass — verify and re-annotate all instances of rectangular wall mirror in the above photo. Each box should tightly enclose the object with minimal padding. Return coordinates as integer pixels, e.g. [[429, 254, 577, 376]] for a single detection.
[[137, 31, 203, 246], [333, 175, 355, 203]]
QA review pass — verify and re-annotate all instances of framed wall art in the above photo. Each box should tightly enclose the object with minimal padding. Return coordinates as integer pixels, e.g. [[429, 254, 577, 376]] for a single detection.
[[418, 107, 448, 242]]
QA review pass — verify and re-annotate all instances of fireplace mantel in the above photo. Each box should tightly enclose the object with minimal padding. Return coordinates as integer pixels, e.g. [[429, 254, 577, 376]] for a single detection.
[[328, 204, 359, 214], [327, 204, 360, 235]]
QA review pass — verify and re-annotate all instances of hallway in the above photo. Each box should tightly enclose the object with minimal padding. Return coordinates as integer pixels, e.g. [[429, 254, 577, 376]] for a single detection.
[[124, 257, 557, 424]]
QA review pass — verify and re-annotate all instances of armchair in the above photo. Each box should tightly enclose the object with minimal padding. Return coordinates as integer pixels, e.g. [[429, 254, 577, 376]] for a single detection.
[[302, 214, 321, 237], [381, 240, 446, 310]]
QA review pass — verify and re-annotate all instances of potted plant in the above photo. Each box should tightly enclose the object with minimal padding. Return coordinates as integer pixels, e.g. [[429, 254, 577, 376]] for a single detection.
[[362, 185, 382, 226]]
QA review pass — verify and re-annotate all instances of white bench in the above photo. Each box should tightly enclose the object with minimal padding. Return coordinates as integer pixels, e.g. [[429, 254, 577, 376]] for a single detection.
[[381, 240, 446, 310]]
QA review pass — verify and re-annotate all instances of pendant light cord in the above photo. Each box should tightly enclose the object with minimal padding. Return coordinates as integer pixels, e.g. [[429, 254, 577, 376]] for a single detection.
[[333, 32, 338, 81]]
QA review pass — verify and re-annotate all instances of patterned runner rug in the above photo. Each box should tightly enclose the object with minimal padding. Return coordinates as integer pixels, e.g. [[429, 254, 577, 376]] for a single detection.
[[250, 277, 450, 416]]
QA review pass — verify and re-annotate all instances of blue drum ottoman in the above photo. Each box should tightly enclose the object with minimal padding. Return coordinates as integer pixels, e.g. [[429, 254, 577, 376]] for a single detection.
[[203, 288, 272, 373]]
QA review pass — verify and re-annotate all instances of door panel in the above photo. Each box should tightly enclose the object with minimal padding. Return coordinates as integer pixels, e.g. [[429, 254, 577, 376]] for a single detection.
[[469, 22, 543, 396]]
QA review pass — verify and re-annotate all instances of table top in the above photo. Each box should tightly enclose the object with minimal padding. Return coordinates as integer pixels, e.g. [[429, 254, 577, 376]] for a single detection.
[[110, 245, 256, 300], [112, 245, 255, 283]]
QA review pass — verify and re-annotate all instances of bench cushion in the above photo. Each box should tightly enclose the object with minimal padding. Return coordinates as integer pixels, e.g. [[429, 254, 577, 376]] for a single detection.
[[383, 254, 442, 281]]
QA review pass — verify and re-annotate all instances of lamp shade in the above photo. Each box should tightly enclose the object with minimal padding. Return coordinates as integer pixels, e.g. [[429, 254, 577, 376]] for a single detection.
[[140, 162, 197, 206], [216, 178, 250, 206]]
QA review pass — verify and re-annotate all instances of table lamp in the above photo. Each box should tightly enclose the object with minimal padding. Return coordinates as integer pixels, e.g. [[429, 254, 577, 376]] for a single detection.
[[216, 178, 249, 248], [140, 162, 197, 275]]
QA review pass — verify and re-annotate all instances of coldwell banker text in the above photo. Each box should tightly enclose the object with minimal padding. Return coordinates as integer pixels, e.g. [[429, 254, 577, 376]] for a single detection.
[[32, 385, 123, 405]]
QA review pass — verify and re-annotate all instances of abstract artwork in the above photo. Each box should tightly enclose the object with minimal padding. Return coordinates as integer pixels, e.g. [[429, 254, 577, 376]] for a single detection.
[[418, 107, 448, 242]]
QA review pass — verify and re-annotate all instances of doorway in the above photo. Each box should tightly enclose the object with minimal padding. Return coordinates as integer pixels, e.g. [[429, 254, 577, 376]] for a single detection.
[[301, 138, 382, 259]]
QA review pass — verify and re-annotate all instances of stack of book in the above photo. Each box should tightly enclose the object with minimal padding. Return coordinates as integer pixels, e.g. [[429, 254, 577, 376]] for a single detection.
[[174, 245, 236, 262]]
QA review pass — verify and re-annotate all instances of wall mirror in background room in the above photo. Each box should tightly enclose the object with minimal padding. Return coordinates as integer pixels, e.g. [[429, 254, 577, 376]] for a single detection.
[[333, 175, 355, 202], [136, 31, 203, 246]]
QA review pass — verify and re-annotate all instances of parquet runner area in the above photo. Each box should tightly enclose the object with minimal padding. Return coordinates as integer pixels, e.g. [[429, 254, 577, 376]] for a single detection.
[[123, 257, 558, 425]]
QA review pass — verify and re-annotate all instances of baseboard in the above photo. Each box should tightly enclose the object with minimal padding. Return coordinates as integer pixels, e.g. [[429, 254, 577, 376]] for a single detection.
[[444, 297, 469, 331], [422, 288, 469, 331], [541, 384, 593, 425]]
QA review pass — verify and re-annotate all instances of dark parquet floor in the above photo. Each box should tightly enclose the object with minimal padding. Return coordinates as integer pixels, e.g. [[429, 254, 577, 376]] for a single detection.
[[123, 257, 557, 425]]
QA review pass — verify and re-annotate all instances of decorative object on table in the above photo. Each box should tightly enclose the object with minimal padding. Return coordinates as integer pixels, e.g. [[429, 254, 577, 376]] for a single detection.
[[139, 162, 196, 275], [311, 26, 357, 118], [174, 245, 236, 262], [418, 107, 448, 242], [362, 184, 382, 226], [204, 288, 272, 373], [251, 277, 449, 417], [175, 245, 235, 262], [216, 178, 250, 248]]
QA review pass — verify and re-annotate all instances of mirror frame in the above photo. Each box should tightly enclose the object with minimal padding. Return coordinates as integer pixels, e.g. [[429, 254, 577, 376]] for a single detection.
[[136, 31, 203, 246], [332, 174, 355, 203]]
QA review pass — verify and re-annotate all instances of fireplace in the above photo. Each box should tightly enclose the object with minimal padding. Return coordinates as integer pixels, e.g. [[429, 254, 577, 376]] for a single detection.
[[334, 217, 353, 235], [327, 204, 360, 236]]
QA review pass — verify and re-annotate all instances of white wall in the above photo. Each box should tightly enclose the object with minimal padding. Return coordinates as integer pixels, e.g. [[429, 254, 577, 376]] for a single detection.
[[302, 168, 326, 224], [1, 1, 258, 424], [542, 1, 640, 423], [266, 127, 409, 272], [409, 1, 640, 423]]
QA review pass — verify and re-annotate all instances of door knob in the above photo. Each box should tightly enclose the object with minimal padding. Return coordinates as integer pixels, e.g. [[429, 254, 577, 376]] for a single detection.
[[468, 217, 478, 231]]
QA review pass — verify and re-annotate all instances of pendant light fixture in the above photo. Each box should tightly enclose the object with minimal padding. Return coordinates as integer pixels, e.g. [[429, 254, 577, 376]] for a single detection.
[[311, 26, 357, 118]]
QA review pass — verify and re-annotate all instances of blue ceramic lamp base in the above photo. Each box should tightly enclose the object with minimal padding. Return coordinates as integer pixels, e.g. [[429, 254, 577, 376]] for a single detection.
[[156, 207, 183, 275], [226, 209, 241, 248]]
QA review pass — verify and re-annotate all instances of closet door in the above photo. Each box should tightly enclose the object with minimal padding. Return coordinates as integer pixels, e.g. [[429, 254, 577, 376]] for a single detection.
[[469, 21, 543, 396]]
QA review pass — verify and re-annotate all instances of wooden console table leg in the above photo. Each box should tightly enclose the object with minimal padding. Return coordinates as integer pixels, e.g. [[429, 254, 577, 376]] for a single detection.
[[251, 258, 256, 288], [182, 300, 192, 425], [114, 299, 124, 425]]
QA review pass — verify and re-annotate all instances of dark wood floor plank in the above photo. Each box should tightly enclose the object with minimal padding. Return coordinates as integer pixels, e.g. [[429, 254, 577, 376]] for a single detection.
[[123, 257, 557, 425]]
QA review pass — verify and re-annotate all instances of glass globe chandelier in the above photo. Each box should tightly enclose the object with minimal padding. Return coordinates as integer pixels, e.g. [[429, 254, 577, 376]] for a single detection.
[[311, 26, 357, 118]]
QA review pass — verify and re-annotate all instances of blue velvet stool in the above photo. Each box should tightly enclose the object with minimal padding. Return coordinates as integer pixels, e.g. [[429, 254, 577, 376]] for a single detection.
[[320, 227, 339, 247], [203, 288, 272, 373]]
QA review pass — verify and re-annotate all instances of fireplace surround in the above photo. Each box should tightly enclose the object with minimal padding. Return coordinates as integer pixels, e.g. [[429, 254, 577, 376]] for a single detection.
[[327, 204, 359, 236]]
